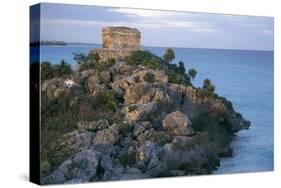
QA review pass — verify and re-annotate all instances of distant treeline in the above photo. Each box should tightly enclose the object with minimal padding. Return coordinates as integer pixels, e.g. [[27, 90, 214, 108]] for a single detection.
[[30, 40, 67, 47]]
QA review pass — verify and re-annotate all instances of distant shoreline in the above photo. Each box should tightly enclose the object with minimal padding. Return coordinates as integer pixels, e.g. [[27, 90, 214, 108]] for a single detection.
[[30, 40, 67, 47], [32, 41, 273, 52]]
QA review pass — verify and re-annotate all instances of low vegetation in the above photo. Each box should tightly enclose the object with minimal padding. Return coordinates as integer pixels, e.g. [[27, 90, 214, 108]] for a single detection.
[[76, 51, 116, 72], [126, 50, 163, 69], [143, 72, 155, 83], [197, 79, 216, 99], [95, 90, 118, 112], [41, 60, 73, 81]]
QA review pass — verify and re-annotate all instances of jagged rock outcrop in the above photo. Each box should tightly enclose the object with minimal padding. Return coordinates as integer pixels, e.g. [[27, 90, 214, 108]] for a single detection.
[[42, 78, 84, 100]]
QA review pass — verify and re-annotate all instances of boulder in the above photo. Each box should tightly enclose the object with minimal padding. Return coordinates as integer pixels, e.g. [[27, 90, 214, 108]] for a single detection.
[[100, 154, 115, 180], [133, 121, 152, 136], [85, 74, 101, 93], [162, 111, 194, 136], [77, 119, 110, 131], [42, 169, 66, 184], [53, 84, 84, 99], [99, 71, 112, 84], [93, 124, 119, 145], [124, 84, 150, 104], [71, 70, 96, 85], [137, 141, 159, 164], [125, 102, 157, 123], [44, 150, 101, 184], [42, 78, 64, 99]]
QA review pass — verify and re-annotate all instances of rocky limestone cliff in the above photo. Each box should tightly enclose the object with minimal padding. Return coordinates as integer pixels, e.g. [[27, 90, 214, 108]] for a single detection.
[[40, 27, 250, 184], [41, 59, 250, 184], [91, 27, 141, 61]]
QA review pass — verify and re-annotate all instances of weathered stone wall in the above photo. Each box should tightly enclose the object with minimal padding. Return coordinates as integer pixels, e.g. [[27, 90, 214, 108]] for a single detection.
[[102, 27, 140, 49], [90, 27, 141, 61]]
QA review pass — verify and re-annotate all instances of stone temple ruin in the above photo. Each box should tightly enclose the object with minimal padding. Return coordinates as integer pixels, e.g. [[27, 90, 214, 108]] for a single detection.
[[90, 27, 141, 61]]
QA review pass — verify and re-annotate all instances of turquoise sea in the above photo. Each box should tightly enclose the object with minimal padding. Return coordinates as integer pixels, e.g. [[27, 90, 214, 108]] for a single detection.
[[31, 44, 274, 174]]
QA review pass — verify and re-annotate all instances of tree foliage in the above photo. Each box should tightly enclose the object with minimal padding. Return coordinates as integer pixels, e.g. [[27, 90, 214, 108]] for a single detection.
[[163, 48, 175, 63], [126, 50, 163, 69], [95, 90, 118, 112], [197, 79, 216, 98], [73, 52, 89, 64], [178, 61, 186, 75], [41, 60, 73, 81], [188, 68, 197, 79], [143, 72, 155, 83]]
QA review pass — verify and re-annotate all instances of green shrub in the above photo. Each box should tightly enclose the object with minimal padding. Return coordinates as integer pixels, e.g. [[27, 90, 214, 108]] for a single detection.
[[166, 62, 191, 85], [73, 52, 88, 64], [79, 57, 115, 72], [41, 99, 60, 115], [79, 62, 95, 71], [143, 56, 162, 69], [178, 61, 186, 75], [41, 60, 73, 81], [118, 151, 137, 167], [197, 79, 216, 98], [119, 122, 134, 136], [168, 70, 182, 84], [95, 58, 116, 72], [126, 50, 154, 66], [208, 84, 215, 93], [149, 131, 172, 146], [95, 90, 118, 112], [41, 61, 54, 81], [40, 160, 51, 177], [55, 60, 73, 77], [88, 52, 100, 63], [126, 50, 163, 69], [143, 72, 155, 83]]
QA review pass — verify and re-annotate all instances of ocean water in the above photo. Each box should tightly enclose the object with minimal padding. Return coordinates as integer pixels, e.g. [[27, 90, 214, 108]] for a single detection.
[[32, 44, 274, 174]]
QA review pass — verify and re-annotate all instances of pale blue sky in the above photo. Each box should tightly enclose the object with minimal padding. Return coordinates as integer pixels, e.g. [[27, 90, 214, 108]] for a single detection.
[[34, 3, 274, 51]]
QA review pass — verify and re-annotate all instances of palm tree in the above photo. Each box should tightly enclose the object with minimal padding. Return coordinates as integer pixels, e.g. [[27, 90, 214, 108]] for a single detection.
[[203, 78, 211, 89], [163, 48, 175, 63], [178, 61, 185, 75], [188, 68, 197, 79]]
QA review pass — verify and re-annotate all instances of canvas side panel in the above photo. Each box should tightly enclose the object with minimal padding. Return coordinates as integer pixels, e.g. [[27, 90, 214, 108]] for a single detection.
[[29, 3, 41, 185]]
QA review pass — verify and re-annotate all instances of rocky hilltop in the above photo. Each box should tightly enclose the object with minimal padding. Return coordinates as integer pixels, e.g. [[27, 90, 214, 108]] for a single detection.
[[40, 27, 250, 184]]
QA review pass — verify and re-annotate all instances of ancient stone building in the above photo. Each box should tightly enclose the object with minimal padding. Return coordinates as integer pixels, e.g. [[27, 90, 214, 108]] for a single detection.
[[91, 27, 141, 61]]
